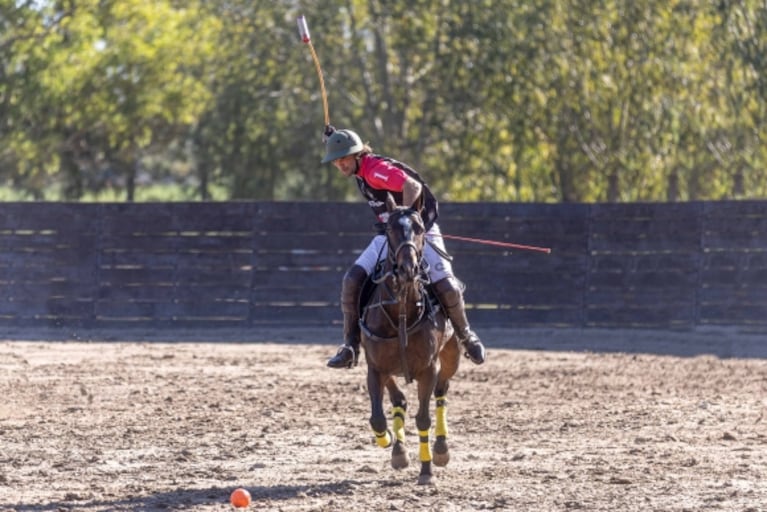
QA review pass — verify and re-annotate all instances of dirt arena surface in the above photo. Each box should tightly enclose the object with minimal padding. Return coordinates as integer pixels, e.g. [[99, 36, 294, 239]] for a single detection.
[[1, 327, 766, 512]]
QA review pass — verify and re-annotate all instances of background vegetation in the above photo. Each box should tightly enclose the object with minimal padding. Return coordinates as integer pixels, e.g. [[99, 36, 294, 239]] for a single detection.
[[1, 0, 765, 202]]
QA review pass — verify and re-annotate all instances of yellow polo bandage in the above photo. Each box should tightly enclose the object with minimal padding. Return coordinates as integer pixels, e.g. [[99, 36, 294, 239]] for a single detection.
[[374, 429, 392, 448], [435, 396, 448, 437], [418, 430, 432, 462], [392, 406, 406, 443]]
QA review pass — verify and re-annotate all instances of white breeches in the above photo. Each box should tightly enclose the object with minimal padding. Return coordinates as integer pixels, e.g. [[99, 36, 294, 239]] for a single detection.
[[352, 223, 453, 282]]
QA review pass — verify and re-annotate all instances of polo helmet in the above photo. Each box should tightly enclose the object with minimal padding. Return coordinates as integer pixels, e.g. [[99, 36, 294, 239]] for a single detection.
[[321, 129, 364, 164]]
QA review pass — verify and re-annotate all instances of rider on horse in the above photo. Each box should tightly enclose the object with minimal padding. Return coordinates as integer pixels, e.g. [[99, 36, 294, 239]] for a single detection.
[[322, 127, 486, 369]]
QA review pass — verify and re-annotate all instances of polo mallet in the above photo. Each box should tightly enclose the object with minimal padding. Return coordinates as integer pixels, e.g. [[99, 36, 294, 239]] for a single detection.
[[439, 234, 551, 254], [297, 16, 330, 128]]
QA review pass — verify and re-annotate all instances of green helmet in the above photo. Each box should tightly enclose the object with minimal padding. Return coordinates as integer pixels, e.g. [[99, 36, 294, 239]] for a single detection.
[[321, 129, 364, 164]]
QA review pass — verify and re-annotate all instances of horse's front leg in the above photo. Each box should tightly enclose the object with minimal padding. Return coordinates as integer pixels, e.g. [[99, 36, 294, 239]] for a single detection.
[[386, 379, 409, 469], [433, 333, 460, 467], [415, 366, 438, 485], [368, 368, 392, 449], [432, 395, 449, 467]]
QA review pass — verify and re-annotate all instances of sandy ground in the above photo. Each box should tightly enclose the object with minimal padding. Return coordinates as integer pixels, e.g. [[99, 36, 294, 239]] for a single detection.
[[0, 327, 765, 512]]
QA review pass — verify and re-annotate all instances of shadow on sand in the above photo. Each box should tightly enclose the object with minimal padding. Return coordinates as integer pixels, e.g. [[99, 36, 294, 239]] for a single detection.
[[1, 480, 361, 512], [1, 326, 765, 359]]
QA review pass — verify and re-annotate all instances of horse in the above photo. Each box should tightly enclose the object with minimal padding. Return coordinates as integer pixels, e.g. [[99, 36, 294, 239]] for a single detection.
[[359, 195, 461, 485]]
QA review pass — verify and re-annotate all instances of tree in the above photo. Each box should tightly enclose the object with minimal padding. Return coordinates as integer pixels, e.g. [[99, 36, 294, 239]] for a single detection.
[[708, 0, 767, 198], [2, 0, 767, 202], [4, 0, 218, 200]]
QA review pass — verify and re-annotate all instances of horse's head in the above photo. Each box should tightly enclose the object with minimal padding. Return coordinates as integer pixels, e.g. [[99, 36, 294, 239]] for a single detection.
[[384, 195, 426, 287]]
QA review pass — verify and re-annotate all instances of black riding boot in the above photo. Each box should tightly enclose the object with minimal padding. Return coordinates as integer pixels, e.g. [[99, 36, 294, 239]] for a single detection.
[[327, 265, 367, 369], [433, 276, 486, 365]]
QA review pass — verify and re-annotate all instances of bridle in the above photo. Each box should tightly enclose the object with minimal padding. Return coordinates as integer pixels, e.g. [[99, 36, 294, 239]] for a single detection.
[[392, 239, 420, 265], [362, 207, 431, 383], [367, 207, 429, 310], [376, 208, 427, 288], [387, 208, 426, 383]]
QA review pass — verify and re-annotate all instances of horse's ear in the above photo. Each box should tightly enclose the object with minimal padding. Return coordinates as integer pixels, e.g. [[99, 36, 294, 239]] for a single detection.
[[385, 193, 397, 212]]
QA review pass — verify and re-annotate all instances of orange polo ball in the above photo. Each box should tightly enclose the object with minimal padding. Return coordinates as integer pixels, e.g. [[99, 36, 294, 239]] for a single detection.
[[230, 488, 251, 508]]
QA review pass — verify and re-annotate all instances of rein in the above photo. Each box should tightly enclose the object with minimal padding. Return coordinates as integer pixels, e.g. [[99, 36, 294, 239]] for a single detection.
[[397, 289, 411, 383], [365, 242, 428, 333]]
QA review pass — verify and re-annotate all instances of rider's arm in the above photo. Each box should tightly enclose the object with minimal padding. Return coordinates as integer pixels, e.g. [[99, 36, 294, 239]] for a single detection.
[[402, 176, 422, 208], [361, 157, 422, 207]]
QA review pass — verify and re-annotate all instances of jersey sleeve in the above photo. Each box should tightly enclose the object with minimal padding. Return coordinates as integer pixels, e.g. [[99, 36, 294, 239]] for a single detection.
[[359, 157, 408, 191]]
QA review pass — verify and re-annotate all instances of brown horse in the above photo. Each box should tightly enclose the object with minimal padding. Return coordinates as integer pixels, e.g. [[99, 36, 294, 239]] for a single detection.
[[359, 196, 461, 485]]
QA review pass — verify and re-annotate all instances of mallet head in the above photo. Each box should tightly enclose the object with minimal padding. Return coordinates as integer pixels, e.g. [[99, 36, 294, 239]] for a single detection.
[[297, 15, 310, 43]]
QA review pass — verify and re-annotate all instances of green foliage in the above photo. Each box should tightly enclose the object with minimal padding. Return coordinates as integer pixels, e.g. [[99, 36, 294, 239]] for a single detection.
[[2, 0, 218, 200], [1, 0, 766, 202]]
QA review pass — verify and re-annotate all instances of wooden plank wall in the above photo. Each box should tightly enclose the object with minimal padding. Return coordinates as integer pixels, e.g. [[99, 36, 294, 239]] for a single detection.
[[586, 203, 702, 328], [700, 201, 767, 328], [442, 202, 589, 327], [0, 200, 764, 330], [0, 203, 100, 326]]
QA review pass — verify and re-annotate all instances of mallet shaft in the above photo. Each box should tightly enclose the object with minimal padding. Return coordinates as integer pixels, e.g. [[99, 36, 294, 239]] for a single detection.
[[297, 16, 329, 126], [440, 234, 551, 254]]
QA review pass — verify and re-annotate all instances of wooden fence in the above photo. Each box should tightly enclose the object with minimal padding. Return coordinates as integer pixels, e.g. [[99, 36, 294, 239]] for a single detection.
[[0, 201, 765, 330]]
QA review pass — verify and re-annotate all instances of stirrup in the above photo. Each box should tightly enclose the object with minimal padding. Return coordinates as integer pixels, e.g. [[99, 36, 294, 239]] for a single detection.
[[327, 344, 358, 369], [460, 332, 486, 365]]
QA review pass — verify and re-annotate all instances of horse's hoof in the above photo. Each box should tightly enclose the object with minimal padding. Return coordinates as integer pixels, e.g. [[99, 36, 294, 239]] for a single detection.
[[433, 451, 449, 467], [391, 441, 409, 469], [391, 452, 409, 469], [433, 437, 449, 467], [417, 474, 434, 486]]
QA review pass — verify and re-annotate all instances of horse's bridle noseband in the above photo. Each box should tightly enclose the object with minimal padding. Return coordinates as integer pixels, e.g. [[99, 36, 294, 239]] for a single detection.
[[392, 240, 420, 264], [387, 211, 425, 280]]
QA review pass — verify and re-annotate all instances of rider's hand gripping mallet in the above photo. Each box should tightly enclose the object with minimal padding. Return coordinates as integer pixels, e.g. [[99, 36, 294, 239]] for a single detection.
[[297, 16, 330, 130]]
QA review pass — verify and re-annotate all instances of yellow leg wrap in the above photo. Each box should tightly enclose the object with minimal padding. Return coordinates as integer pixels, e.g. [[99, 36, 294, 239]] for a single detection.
[[435, 396, 448, 438], [418, 430, 432, 462], [392, 406, 406, 443], [374, 429, 392, 448]]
